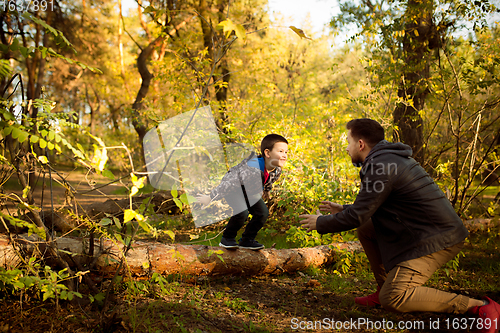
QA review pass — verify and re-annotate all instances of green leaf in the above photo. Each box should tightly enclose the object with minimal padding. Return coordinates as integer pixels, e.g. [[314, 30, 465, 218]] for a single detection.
[[9, 38, 19, 52], [72, 147, 86, 160], [94, 292, 106, 302], [100, 218, 112, 226], [22, 186, 31, 199], [20, 46, 29, 58], [39, 138, 47, 149], [171, 184, 178, 198], [11, 127, 21, 139], [43, 291, 53, 301], [138, 220, 151, 233], [40, 47, 48, 59], [30, 135, 39, 143], [114, 233, 124, 244], [102, 170, 115, 180], [123, 209, 136, 223], [3, 126, 12, 136], [173, 198, 182, 210], [180, 193, 196, 205], [12, 281, 24, 289], [166, 230, 175, 241], [113, 217, 122, 229], [18, 130, 29, 143], [143, 5, 155, 14]]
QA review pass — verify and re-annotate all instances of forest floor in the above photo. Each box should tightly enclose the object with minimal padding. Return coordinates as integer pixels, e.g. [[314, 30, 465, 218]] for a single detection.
[[0, 228, 499, 333], [1, 166, 128, 212], [0, 169, 499, 333]]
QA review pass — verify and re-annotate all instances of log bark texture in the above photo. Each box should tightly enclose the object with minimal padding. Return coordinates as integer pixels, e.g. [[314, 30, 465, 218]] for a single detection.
[[0, 235, 362, 277], [1, 219, 492, 277]]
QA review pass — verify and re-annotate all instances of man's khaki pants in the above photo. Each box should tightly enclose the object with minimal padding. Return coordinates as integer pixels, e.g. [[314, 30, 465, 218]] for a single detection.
[[357, 220, 470, 314]]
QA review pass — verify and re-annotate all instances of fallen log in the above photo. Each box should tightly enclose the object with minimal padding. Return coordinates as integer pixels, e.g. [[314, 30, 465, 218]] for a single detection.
[[1, 219, 493, 278], [0, 235, 362, 277], [463, 218, 499, 231]]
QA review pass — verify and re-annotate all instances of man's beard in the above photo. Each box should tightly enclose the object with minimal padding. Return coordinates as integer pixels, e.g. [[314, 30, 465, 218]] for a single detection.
[[350, 155, 364, 167]]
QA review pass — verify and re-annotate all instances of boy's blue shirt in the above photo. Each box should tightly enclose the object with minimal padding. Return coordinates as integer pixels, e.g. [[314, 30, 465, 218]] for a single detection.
[[246, 155, 265, 172]]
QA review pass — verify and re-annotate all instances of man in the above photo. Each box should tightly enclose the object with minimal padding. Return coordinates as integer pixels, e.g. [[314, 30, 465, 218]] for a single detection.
[[299, 118, 500, 333]]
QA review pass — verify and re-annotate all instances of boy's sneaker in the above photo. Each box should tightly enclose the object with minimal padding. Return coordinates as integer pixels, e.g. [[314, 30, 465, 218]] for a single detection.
[[468, 296, 500, 333], [219, 237, 238, 249], [355, 287, 381, 307], [238, 238, 264, 250]]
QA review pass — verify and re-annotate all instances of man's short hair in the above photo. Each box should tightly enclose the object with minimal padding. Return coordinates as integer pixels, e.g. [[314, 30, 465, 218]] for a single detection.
[[346, 118, 385, 147], [261, 134, 288, 156]]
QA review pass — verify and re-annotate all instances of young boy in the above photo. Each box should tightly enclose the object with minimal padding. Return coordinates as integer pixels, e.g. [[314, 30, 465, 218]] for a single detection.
[[197, 134, 288, 250]]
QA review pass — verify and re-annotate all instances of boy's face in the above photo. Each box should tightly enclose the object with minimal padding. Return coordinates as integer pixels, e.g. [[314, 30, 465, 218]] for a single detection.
[[264, 142, 288, 170]]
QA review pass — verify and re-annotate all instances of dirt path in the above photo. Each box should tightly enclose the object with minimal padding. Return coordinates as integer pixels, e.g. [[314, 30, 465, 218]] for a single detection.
[[2, 167, 129, 213]]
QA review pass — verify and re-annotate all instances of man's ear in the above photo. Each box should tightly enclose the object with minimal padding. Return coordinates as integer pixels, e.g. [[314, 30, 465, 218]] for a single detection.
[[358, 139, 367, 152]]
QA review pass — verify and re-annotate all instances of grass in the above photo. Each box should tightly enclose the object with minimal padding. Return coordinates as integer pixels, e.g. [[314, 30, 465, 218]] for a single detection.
[[1, 224, 499, 332], [117, 224, 499, 332]]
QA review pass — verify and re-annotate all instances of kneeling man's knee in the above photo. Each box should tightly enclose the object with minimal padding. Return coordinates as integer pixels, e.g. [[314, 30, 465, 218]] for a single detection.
[[379, 287, 408, 313]]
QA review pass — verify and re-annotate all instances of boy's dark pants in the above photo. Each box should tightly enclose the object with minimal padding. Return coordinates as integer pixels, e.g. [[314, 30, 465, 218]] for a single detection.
[[222, 197, 268, 240]]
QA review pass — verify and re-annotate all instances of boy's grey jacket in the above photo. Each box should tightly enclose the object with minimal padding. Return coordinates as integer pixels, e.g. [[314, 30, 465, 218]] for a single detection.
[[316, 140, 469, 272], [209, 152, 282, 202]]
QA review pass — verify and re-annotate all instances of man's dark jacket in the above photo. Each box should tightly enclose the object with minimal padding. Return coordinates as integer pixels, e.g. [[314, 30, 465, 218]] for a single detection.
[[316, 140, 469, 271]]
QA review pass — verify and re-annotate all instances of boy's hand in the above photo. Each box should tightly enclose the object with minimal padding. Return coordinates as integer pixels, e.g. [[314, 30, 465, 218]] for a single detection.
[[299, 214, 320, 232], [196, 194, 211, 208], [318, 201, 343, 214]]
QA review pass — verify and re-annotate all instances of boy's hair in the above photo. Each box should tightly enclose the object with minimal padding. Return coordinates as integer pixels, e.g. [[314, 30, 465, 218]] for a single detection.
[[346, 118, 384, 147], [260, 134, 288, 156]]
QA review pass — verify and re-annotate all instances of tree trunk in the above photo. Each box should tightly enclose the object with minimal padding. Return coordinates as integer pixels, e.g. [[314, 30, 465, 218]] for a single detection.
[[131, 17, 191, 165], [131, 37, 158, 155], [0, 235, 363, 277], [215, 59, 231, 135], [393, 0, 437, 165], [197, 0, 232, 136]]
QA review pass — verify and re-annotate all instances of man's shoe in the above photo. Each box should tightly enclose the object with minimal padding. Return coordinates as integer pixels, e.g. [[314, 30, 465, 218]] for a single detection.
[[469, 297, 500, 333], [219, 237, 238, 249], [355, 288, 381, 307], [238, 238, 264, 250]]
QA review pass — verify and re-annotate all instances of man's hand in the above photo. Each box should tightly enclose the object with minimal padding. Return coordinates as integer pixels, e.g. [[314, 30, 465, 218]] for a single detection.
[[196, 194, 211, 208], [318, 201, 344, 214], [299, 214, 321, 232]]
